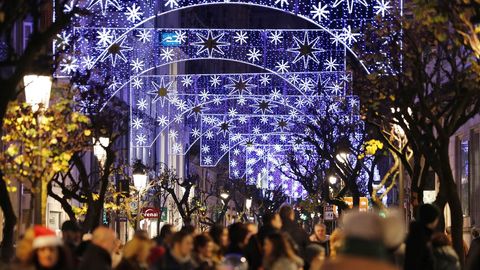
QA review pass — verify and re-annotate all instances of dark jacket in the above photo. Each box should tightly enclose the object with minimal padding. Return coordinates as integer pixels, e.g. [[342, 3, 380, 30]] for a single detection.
[[281, 219, 309, 257], [404, 221, 435, 270], [154, 250, 194, 270], [246, 226, 280, 270], [466, 237, 480, 270], [78, 243, 112, 270], [432, 245, 460, 270]]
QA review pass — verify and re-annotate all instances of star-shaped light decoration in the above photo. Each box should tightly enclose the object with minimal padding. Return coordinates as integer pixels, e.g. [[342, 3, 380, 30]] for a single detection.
[[272, 117, 291, 132], [287, 33, 324, 68], [193, 31, 230, 58], [99, 35, 133, 67], [332, 0, 368, 14], [218, 119, 235, 137], [87, 0, 122, 15], [251, 97, 277, 114], [148, 77, 174, 107], [187, 98, 208, 121], [226, 76, 255, 96]]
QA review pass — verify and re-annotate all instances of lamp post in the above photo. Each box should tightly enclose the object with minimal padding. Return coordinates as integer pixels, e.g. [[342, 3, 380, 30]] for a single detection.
[[24, 74, 52, 226], [132, 160, 148, 230], [93, 137, 110, 167]]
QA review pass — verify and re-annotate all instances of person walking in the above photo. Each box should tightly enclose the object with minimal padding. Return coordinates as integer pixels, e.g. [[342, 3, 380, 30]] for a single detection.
[[404, 204, 440, 270], [225, 223, 249, 257], [115, 230, 153, 270], [246, 212, 283, 270], [465, 227, 480, 270], [309, 223, 329, 257], [263, 232, 304, 270], [431, 232, 460, 270], [192, 233, 216, 270], [279, 204, 309, 257], [320, 211, 398, 270], [78, 226, 118, 270], [154, 230, 194, 270]]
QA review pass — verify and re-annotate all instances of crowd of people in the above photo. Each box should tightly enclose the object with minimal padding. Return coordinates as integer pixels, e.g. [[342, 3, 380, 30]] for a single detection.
[[1, 203, 479, 270]]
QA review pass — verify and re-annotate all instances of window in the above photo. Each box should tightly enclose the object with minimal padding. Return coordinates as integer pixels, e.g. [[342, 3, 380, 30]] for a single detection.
[[22, 21, 33, 51], [458, 138, 470, 216]]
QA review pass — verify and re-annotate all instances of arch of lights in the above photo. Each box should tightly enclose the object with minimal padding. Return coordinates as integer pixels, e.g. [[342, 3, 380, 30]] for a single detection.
[[58, 0, 400, 198]]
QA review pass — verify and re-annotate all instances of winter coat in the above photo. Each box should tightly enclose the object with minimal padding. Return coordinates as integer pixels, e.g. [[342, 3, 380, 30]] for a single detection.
[[78, 243, 112, 270], [281, 219, 309, 256], [320, 255, 399, 270], [264, 256, 303, 270], [404, 221, 435, 270], [466, 237, 480, 270], [432, 245, 460, 270]]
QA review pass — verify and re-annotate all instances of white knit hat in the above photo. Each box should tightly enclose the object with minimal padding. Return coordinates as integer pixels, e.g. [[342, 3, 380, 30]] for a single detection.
[[32, 226, 62, 249]]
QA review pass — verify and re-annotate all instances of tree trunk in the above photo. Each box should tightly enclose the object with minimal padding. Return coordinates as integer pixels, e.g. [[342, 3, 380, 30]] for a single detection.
[[445, 174, 465, 265], [47, 181, 77, 222], [0, 173, 17, 263]]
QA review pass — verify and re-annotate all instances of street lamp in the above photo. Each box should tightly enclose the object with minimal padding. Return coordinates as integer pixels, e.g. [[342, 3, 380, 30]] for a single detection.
[[132, 160, 148, 190], [23, 74, 52, 112], [328, 175, 338, 185], [245, 197, 252, 211], [220, 191, 230, 201], [335, 138, 350, 164], [93, 137, 109, 166], [24, 74, 52, 226]]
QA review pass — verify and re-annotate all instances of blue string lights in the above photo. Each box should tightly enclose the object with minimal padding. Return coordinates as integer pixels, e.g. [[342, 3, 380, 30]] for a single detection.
[[58, 0, 400, 198]]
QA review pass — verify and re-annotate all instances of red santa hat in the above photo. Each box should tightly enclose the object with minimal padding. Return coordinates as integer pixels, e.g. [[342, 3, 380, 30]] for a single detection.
[[32, 226, 62, 249]]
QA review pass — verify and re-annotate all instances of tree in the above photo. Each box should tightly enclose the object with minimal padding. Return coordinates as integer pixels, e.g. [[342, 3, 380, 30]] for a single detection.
[[46, 79, 130, 232], [354, 2, 480, 263], [0, 94, 90, 226], [285, 103, 385, 210], [0, 0, 82, 261]]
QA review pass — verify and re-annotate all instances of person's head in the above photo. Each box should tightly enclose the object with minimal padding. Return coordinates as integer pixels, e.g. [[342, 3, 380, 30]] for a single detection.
[[123, 230, 154, 263], [279, 204, 295, 222], [263, 233, 297, 261], [31, 226, 64, 269], [171, 230, 194, 258], [16, 227, 36, 264], [418, 204, 440, 230], [305, 244, 325, 269], [228, 222, 249, 248], [263, 212, 282, 229], [313, 223, 327, 240], [61, 220, 81, 246], [246, 222, 258, 235], [194, 233, 215, 259], [209, 224, 229, 248], [156, 224, 176, 246], [91, 226, 117, 254]]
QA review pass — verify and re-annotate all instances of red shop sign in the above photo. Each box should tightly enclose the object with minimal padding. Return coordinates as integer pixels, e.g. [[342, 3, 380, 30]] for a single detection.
[[142, 207, 160, 219]]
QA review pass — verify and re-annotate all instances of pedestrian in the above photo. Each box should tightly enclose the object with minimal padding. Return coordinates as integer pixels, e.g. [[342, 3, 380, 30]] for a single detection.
[[78, 226, 118, 270], [309, 223, 329, 257], [465, 227, 480, 270], [263, 232, 304, 270], [226, 222, 249, 257], [60, 220, 82, 266], [328, 228, 344, 259], [115, 230, 153, 270], [404, 204, 440, 270], [445, 226, 468, 259], [279, 204, 309, 257], [304, 243, 325, 270], [192, 233, 216, 270], [209, 224, 229, 258], [320, 211, 398, 270], [29, 226, 73, 270], [153, 224, 176, 248], [12, 227, 36, 269], [431, 232, 460, 270], [154, 230, 194, 270], [245, 211, 282, 270]]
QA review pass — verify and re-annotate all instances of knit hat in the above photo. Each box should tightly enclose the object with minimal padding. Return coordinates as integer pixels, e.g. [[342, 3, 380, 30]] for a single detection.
[[418, 204, 440, 224], [32, 226, 62, 249]]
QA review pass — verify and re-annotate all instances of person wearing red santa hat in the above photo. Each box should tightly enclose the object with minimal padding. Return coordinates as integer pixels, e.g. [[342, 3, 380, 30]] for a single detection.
[[30, 225, 73, 270]]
